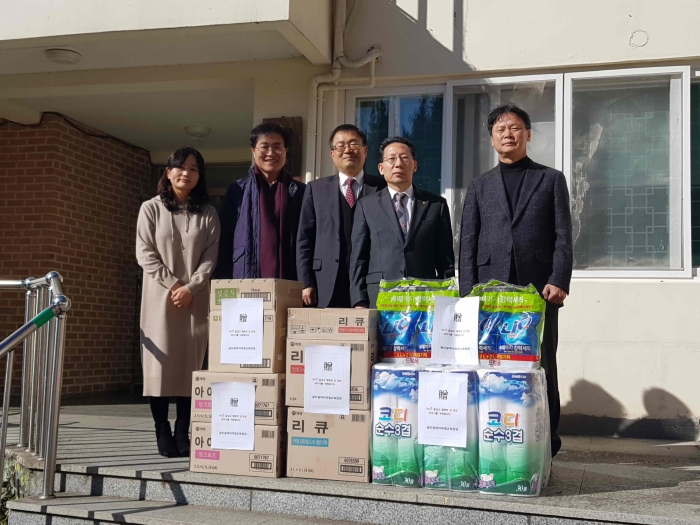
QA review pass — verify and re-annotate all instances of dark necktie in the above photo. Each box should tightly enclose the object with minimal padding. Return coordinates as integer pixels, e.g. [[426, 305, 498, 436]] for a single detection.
[[345, 178, 356, 208], [393, 192, 408, 237]]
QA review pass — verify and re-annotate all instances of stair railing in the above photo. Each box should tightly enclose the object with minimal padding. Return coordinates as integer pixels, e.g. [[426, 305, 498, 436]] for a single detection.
[[0, 272, 71, 499]]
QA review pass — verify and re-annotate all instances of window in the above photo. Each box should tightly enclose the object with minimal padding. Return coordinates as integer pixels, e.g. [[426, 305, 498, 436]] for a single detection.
[[355, 93, 444, 195], [565, 68, 690, 276], [444, 67, 692, 277], [445, 75, 562, 256]]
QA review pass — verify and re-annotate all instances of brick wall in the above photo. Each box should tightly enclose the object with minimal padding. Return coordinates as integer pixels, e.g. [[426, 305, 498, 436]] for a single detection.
[[0, 114, 153, 396]]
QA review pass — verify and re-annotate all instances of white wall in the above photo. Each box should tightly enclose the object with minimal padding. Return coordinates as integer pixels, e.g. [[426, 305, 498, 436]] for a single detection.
[[343, 0, 700, 78], [559, 280, 700, 425]]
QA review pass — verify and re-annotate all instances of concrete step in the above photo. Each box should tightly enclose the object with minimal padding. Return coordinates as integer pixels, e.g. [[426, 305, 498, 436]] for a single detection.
[[7, 494, 355, 525], [33, 465, 700, 525], [5, 410, 700, 525]]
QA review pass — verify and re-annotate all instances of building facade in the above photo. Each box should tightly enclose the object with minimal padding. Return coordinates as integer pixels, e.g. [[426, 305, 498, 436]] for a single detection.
[[0, 0, 698, 438]]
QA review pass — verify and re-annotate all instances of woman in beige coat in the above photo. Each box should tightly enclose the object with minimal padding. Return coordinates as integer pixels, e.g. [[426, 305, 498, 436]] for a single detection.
[[136, 147, 220, 457]]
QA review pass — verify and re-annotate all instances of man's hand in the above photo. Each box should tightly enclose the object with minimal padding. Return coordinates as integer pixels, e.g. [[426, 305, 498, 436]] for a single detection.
[[354, 302, 369, 309], [542, 284, 567, 305], [302, 287, 317, 306], [171, 283, 193, 308]]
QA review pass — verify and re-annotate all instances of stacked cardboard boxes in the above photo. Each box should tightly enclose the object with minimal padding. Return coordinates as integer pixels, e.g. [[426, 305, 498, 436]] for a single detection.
[[190, 279, 302, 478], [285, 308, 377, 483]]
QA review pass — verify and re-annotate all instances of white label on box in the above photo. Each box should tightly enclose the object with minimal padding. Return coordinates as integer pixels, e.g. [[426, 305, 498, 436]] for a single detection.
[[431, 296, 479, 365], [211, 381, 256, 450], [304, 345, 351, 415], [220, 298, 264, 364], [418, 371, 469, 447]]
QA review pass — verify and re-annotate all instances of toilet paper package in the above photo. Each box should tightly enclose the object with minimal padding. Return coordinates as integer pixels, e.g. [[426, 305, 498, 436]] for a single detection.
[[448, 366, 480, 492], [469, 281, 546, 369], [376, 278, 459, 364], [477, 368, 550, 497], [420, 365, 479, 491], [371, 363, 423, 488]]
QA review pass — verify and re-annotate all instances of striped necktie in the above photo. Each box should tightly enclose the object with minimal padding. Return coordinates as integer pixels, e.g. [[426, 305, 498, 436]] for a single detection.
[[393, 192, 408, 237]]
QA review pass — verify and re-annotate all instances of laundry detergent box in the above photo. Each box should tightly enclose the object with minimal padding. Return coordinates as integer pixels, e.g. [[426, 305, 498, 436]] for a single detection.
[[285, 338, 376, 410], [191, 371, 285, 426], [286, 408, 371, 483], [190, 423, 285, 478], [287, 308, 378, 341], [477, 368, 550, 497], [371, 363, 423, 488]]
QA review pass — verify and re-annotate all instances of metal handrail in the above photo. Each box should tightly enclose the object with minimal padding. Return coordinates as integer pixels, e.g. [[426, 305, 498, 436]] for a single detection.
[[0, 272, 71, 499]]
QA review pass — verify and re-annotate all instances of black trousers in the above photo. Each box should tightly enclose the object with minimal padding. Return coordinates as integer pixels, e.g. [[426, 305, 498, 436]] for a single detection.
[[540, 303, 561, 457], [327, 266, 352, 308]]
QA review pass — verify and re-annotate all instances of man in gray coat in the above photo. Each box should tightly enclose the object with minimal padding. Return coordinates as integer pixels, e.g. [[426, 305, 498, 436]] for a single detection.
[[351, 136, 454, 308], [459, 103, 573, 457]]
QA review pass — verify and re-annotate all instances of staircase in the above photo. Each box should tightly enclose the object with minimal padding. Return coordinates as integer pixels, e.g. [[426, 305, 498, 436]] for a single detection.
[[4, 407, 700, 525]]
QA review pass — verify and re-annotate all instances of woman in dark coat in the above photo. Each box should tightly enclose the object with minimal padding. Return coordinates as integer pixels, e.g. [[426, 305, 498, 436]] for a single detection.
[[214, 122, 305, 279]]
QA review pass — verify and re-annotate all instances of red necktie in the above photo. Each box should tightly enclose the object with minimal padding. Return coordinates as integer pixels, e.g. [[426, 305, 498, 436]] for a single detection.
[[345, 178, 356, 208]]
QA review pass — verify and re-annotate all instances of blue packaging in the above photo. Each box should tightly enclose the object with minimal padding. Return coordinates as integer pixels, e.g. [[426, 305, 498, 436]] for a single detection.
[[497, 312, 543, 358], [415, 311, 434, 358], [379, 311, 419, 358], [376, 278, 459, 363], [478, 311, 502, 354]]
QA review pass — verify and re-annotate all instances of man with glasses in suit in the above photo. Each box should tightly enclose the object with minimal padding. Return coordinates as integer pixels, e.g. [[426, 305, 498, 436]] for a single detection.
[[350, 136, 455, 308], [297, 124, 386, 308]]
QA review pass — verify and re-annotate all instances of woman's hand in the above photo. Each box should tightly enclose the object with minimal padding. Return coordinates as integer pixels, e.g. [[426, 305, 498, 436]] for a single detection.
[[171, 283, 193, 308]]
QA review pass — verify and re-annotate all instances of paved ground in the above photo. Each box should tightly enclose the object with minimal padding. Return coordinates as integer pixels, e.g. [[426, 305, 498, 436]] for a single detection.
[[4, 404, 700, 524]]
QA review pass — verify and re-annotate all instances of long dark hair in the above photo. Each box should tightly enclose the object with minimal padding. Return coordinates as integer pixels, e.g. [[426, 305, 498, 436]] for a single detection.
[[157, 147, 209, 213]]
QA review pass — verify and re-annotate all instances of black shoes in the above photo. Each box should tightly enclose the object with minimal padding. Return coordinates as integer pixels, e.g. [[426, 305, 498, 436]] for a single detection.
[[174, 419, 191, 457], [155, 421, 179, 458]]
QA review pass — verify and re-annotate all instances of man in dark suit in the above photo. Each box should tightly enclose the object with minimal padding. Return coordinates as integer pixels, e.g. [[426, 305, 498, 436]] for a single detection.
[[350, 136, 455, 308], [459, 103, 573, 457], [296, 124, 386, 307]]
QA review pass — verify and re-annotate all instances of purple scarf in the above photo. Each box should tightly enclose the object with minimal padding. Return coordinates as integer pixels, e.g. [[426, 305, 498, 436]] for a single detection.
[[256, 167, 290, 279]]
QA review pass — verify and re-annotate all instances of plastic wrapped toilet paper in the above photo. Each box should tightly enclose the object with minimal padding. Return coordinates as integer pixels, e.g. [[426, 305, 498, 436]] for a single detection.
[[371, 363, 423, 488], [420, 365, 479, 491], [477, 368, 549, 497], [448, 366, 479, 491]]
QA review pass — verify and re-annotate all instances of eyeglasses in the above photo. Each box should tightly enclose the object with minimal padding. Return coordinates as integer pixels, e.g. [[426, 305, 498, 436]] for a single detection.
[[332, 141, 364, 152], [255, 145, 286, 154], [382, 155, 414, 165]]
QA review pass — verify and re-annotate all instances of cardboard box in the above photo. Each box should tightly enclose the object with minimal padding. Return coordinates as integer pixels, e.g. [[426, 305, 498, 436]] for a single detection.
[[191, 371, 286, 426], [287, 308, 378, 341], [190, 423, 285, 478], [287, 408, 370, 483], [208, 310, 286, 373], [210, 279, 303, 313], [286, 338, 376, 410]]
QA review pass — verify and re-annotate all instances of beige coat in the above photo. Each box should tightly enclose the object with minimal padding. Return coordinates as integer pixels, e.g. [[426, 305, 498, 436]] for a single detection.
[[136, 196, 220, 397]]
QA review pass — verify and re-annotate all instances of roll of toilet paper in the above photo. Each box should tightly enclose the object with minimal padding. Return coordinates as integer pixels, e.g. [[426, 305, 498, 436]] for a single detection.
[[372, 364, 423, 487], [477, 369, 547, 497]]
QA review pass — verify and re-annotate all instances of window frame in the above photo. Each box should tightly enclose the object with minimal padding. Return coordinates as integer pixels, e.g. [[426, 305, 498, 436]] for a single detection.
[[342, 67, 695, 279], [564, 66, 692, 279]]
